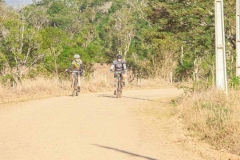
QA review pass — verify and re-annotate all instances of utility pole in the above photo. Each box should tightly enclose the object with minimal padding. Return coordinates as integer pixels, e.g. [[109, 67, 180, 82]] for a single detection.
[[236, 0, 240, 76], [215, 0, 228, 93]]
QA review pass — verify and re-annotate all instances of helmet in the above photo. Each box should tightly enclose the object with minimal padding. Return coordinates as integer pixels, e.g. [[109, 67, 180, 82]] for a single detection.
[[74, 54, 80, 59], [116, 54, 122, 59]]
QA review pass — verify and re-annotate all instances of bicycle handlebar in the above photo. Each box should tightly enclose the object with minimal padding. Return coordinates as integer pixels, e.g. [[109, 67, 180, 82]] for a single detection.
[[66, 69, 83, 73]]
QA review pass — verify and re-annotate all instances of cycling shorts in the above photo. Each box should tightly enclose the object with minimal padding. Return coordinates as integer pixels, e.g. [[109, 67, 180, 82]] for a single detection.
[[114, 71, 125, 78], [72, 70, 83, 77]]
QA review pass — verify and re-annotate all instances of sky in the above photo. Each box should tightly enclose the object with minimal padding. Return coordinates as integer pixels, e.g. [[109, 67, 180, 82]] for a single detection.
[[4, 0, 33, 7]]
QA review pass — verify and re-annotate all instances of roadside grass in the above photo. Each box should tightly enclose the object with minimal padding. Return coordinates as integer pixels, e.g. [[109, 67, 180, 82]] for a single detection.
[[0, 77, 71, 103], [138, 98, 178, 120], [177, 88, 240, 155], [0, 76, 171, 104]]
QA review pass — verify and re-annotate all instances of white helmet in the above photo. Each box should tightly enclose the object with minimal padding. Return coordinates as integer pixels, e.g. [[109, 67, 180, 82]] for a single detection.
[[74, 54, 80, 59]]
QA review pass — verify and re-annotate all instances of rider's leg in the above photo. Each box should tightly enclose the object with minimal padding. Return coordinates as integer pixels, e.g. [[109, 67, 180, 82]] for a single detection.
[[114, 78, 117, 95], [77, 73, 81, 92], [122, 73, 127, 86], [113, 73, 117, 95], [71, 73, 74, 87], [78, 76, 81, 87]]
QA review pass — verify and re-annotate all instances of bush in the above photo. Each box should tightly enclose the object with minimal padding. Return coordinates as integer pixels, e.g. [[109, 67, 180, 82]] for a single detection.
[[229, 76, 240, 90]]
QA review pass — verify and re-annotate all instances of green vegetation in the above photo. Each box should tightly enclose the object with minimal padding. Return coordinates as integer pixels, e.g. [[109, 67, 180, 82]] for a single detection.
[[0, 0, 237, 86]]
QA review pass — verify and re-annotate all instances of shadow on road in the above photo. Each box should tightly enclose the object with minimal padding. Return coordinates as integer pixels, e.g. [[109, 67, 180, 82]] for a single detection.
[[121, 96, 155, 102], [97, 94, 116, 99], [97, 94, 155, 101], [92, 144, 159, 160]]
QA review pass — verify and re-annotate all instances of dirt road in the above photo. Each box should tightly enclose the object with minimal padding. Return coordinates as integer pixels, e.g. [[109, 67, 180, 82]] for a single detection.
[[0, 88, 207, 160]]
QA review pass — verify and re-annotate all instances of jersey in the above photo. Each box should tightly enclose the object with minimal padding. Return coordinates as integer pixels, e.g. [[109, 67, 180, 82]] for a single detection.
[[71, 60, 82, 71], [110, 60, 126, 72]]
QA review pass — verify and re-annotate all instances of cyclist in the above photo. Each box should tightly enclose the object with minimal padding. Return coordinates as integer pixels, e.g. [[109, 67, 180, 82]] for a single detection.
[[66, 54, 83, 92], [110, 54, 127, 95]]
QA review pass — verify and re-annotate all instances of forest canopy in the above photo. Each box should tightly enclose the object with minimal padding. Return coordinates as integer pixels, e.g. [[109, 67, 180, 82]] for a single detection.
[[0, 0, 237, 85]]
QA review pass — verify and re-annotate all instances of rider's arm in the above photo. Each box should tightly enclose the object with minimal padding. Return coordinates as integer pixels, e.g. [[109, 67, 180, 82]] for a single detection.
[[79, 60, 83, 71], [67, 62, 74, 72], [110, 61, 115, 71], [123, 63, 126, 70], [122, 60, 127, 73], [110, 64, 114, 70]]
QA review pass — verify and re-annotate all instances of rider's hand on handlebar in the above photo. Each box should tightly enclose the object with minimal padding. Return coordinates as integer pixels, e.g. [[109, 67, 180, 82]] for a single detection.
[[65, 69, 72, 73]]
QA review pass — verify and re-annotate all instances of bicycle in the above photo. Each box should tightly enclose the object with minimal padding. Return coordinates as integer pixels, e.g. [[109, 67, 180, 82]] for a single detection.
[[66, 69, 81, 97], [115, 71, 124, 98]]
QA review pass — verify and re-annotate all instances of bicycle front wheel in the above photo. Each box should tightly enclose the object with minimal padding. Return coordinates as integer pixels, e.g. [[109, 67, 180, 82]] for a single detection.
[[72, 77, 78, 96], [116, 79, 122, 98]]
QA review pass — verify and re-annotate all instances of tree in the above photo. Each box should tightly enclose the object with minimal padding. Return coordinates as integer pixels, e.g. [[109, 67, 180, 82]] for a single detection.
[[24, 5, 49, 30], [109, 6, 135, 59], [2, 16, 43, 80], [0, 0, 236, 82], [146, 0, 215, 80], [41, 27, 67, 77]]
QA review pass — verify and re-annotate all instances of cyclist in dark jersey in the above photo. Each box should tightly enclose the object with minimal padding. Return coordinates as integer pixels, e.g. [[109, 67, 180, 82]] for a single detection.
[[67, 54, 83, 92], [110, 54, 127, 95]]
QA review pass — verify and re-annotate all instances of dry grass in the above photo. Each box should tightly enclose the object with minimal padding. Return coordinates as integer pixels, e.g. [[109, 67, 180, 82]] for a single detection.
[[178, 88, 240, 155], [0, 77, 71, 103], [0, 76, 113, 103], [0, 75, 171, 104], [82, 75, 112, 92], [128, 77, 172, 89]]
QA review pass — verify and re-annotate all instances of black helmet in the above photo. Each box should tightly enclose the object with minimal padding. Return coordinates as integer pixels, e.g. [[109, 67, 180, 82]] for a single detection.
[[116, 54, 122, 59]]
